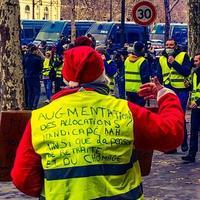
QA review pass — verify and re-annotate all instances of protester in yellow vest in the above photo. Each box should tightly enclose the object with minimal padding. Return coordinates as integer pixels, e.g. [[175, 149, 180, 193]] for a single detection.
[[42, 51, 53, 103], [182, 53, 200, 163], [12, 46, 184, 200], [156, 38, 192, 154], [50, 47, 64, 93], [124, 41, 150, 106]]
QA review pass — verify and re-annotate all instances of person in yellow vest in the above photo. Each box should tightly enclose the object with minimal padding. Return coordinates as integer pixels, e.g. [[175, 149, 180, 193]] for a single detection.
[[182, 53, 200, 163], [11, 46, 184, 200], [42, 51, 53, 103], [156, 38, 192, 153], [50, 47, 64, 93], [124, 41, 150, 106]]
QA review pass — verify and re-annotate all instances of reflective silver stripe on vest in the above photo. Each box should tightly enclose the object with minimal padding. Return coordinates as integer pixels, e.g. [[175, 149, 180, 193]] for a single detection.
[[44, 152, 137, 180]]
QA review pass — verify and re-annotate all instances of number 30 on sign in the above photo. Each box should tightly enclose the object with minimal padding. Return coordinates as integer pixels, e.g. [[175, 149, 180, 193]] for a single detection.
[[132, 1, 157, 26]]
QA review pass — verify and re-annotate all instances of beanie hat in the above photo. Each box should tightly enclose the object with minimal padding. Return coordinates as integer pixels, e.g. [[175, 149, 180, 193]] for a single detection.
[[74, 36, 92, 47], [133, 41, 145, 53], [62, 46, 104, 85]]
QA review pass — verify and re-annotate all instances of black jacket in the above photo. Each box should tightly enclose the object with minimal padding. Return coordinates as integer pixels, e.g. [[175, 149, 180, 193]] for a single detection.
[[23, 53, 43, 78]]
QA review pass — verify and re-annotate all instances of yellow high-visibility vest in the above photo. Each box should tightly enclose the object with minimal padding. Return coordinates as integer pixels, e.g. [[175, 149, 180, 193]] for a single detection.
[[125, 56, 145, 92], [31, 90, 143, 200], [160, 52, 189, 88], [191, 72, 200, 108], [55, 63, 63, 78], [43, 58, 51, 76], [159, 56, 171, 85]]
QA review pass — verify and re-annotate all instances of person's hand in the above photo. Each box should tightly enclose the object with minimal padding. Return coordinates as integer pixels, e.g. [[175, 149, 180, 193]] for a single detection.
[[168, 56, 175, 64], [138, 77, 164, 100], [189, 101, 197, 109]]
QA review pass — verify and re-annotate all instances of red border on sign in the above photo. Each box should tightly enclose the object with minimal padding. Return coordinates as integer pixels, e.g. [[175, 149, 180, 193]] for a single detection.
[[132, 1, 157, 26]]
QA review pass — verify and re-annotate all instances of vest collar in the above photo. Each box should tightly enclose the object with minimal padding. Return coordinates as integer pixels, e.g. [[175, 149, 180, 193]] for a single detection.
[[51, 83, 110, 101]]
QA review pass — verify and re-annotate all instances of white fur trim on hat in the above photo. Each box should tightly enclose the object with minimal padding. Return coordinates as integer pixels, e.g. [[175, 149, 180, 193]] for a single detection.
[[68, 81, 79, 88]]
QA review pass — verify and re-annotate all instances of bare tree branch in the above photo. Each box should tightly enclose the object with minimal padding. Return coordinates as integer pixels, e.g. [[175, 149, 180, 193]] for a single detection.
[[169, 0, 179, 13]]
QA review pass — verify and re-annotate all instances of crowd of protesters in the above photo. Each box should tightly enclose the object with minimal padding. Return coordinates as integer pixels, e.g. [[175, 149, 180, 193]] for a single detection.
[[21, 34, 199, 164]]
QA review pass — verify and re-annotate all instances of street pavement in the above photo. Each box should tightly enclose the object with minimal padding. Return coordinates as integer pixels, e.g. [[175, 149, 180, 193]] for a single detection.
[[0, 91, 200, 199], [1, 148, 199, 200]]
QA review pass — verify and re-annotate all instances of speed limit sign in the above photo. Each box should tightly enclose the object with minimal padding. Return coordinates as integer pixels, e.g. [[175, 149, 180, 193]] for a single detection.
[[132, 1, 157, 26]]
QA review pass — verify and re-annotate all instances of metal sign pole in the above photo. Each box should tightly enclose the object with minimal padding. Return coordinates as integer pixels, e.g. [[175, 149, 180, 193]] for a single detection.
[[121, 0, 125, 48]]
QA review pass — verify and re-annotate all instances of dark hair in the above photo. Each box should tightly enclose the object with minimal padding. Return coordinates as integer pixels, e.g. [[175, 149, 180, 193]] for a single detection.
[[166, 38, 177, 46], [195, 53, 200, 57], [133, 41, 144, 53], [41, 40, 47, 46], [30, 45, 38, 53], [87, 34, 92, 38]]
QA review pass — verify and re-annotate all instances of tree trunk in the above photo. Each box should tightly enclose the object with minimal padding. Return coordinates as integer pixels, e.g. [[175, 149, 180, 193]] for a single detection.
[[0, 0, 24, 111], [71, 0, 76, 42], [188, 0, 200, 57], [164, 0, 171, 43]]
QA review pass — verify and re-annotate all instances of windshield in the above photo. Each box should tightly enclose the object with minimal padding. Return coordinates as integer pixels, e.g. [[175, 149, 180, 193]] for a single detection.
[[92, 34, 108, 45], [87, 23, 113, 45], [151, 24, 165, 34], [35, 31, 60, 42]]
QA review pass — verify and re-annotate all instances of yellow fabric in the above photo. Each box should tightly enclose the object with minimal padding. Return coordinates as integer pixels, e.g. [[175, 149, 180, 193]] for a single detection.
[[128, 55, 141, 62], [125, 56, 145, 92], [55, 63, 63, 78], [160, 52, 188, 88], [159, 56, 171, 85], [191, 72, 200, 108], [43, 58, 51, 76], [107, 60, 115, 92], [31, 91, 142, 200]]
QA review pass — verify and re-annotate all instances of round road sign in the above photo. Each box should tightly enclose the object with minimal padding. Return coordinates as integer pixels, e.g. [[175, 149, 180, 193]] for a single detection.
[[132, 1, 157, 26]]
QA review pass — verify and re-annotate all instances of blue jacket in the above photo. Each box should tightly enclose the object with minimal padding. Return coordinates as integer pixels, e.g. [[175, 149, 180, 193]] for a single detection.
[[104, 53, 117, 78]]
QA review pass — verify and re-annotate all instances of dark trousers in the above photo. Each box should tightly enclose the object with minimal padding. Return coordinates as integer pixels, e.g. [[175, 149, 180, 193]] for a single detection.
[[189, 108, 200, 157], [173, 89, 189, 146], [55, 77, 64, 93], [25, 77, 41, 110], [126, 92, 146, 106]]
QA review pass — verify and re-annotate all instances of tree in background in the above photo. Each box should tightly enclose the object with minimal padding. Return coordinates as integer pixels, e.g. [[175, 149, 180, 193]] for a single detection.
[[188, 1, 200, 57], [164, 0, 179, 43], [0, 0, 24, 111], [70, 0, 76, 41], [61, 0, 188, 23]]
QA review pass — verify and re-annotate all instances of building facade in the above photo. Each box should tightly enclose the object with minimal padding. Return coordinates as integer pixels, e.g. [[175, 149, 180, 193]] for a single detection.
[[19, 0, 61, 20]]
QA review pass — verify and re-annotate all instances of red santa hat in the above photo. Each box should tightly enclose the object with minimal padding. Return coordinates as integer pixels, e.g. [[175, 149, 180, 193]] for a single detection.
[[62, 46, 104, 86]]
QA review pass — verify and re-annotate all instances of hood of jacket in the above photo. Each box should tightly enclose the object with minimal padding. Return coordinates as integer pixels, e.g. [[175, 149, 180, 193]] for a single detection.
[[128, 54, 143, 63]]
